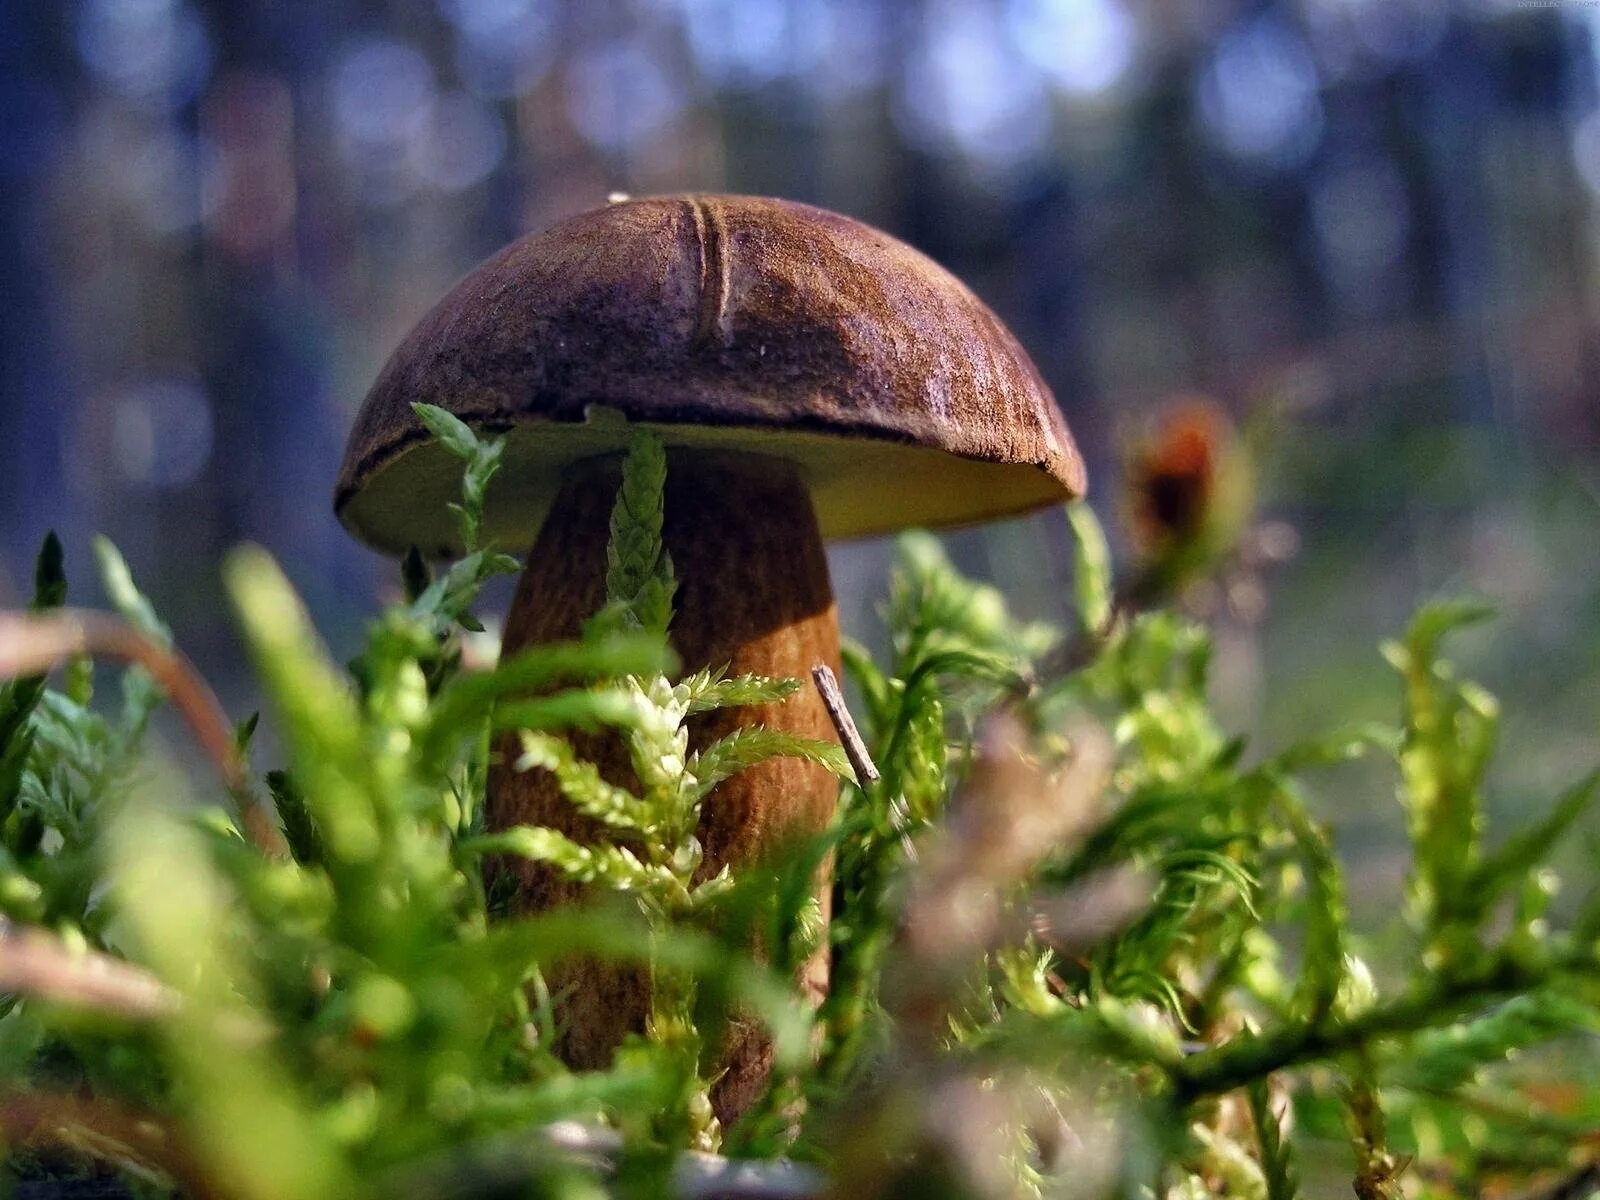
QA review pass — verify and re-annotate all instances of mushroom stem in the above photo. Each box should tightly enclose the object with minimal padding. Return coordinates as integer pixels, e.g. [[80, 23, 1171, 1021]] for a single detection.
[[488, 451, 841, 1125]]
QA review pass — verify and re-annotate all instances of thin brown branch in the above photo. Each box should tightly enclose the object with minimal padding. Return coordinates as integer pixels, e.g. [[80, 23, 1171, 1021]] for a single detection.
[[0, 609, 285, 856], [810, 664, 878, 785], [0, 924, 272, 1049], [0, 924, 177, 1021]]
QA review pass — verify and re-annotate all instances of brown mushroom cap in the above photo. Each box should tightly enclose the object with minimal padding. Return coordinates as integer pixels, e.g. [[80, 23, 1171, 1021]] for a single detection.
[[335, 193, 1085, 556]]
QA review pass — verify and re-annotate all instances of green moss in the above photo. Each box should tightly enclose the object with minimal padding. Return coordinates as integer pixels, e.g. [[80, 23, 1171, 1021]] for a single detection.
[[2, 420, 1599, 1198]]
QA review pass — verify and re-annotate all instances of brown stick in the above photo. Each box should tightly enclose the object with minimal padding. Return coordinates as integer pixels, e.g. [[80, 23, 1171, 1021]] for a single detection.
[[0, 609, 285, 856], [810, 664, 877, 786], [0, 924, 177, 1021]]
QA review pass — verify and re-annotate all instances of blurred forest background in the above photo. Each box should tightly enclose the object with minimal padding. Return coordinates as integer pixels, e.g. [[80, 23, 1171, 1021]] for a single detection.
[[2, 0, 1598, 923]]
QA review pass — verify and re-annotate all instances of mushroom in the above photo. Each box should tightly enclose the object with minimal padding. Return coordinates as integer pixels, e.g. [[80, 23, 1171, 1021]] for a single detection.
[[334, 194, 1085, 1121]]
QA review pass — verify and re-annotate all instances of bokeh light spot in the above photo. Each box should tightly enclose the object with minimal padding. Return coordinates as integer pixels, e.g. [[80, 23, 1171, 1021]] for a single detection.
[[676, 0, 790, 86], [438, 0, 554, 98], [1197, 16, 1324, 169], [1009, 0, 1138, 98], [77, 0, 212, 112], [1311, 157, 1411, 304], [898, 2, 1051, 171], [332, 38, 436, 149], [409, 93, 507, 192], [112, 378, 214, 489], [565, 40, 685, 154]]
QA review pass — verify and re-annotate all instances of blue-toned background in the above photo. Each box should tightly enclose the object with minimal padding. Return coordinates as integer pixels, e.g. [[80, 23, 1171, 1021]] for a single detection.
[[4, 0, 1599, 912]]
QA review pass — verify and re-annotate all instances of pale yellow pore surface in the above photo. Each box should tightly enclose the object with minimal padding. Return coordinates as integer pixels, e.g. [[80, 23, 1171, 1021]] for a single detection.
[[337, 419, 1076, 557]]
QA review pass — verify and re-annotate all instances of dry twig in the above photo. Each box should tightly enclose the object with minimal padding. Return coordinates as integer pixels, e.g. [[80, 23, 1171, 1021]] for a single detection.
[[810, 664, 877, 785], [0, 609, 284, 856], [0, 924, 176, 1021]]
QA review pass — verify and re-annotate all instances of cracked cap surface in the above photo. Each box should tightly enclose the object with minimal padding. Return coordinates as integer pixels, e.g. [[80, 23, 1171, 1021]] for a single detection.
[[335, 193, 1086, 556]]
